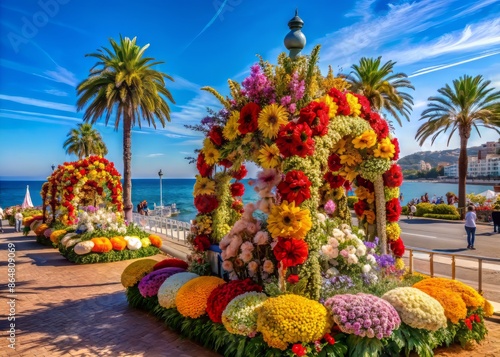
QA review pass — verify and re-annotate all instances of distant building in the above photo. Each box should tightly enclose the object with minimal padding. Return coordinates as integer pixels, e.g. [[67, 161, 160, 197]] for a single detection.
[[444, 154, 500, 178], [481, 141, 500, 154]]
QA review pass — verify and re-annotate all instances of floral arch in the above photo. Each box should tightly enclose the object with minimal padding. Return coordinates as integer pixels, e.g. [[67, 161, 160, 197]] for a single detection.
[[42, 155, 123, 225], [190, 48, 404, 299]]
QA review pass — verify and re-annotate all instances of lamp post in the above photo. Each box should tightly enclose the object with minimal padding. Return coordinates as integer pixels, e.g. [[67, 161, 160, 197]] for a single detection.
[[158, 169, 163, 209]]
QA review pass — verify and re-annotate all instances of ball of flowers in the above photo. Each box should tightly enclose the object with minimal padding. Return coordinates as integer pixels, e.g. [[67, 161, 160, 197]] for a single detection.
[[90, 237, 113, 253], [153, 258, 189, 271], [73, 240, 94, 255], [138, 267, 185, 298], [34, 223, 49, 236], [148, 234, 162, 248], [414, 277, 485, 309], [324, 293, 400, 339], [157, 272, 199, 309], [125, 236, 142, 250], [120, 259, 158, 288], [30, 219, 42, 232], [256, 294, 333, 350], [222, 292, 268, 336], [140, 237, 151, 248], [206, 278, 263, 323], [50, 229, 67, 244], [382, 287, 447, 331], [60, 232, 78, 246], [110, 236, 127, 251], [176, 276, 225, 318], [43, 228, 53, 239]]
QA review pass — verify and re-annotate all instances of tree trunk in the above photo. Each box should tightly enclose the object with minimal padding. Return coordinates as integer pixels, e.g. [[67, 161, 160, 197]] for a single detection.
[[458, 133, 469, 219], [374, 176, 387, 254], [123, 115, 133, 223]]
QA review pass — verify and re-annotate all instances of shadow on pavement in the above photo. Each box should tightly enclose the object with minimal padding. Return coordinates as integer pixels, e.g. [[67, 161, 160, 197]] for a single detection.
[[433, 248, 469, 253]]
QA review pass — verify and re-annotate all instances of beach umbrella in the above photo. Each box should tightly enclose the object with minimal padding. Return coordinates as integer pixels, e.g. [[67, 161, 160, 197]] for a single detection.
[[21, 185, 34, 208], [477, 190, 498, 200]]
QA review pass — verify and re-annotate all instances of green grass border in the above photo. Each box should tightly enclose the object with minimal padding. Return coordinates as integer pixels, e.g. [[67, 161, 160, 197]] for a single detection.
[[59, 245, 160, 264]]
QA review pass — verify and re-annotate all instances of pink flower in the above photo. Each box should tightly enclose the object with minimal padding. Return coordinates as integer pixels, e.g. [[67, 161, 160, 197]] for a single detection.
[[255, 169, 281, 191], [247, 261, 259, 274], [340, 249, 349, 258], [222, 260, 234, 272], [241, 241, 255, 252], [253, 231, 269, 245], [232, 220, 248, 234], [239, 250, 253, 263], [263, 259, 274, 273], [324, 200, 337, 215], [246, 222, 259, 234]]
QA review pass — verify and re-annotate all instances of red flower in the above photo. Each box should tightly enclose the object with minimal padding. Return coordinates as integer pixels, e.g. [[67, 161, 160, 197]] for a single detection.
[[290, 123, 315, 157], [194, 194, 219, 214], [324, 172, 345, 189], [355, 175, 374, 191], [291, 344, 307, 357], [354, 200, 368, 217], [196, 152, 214, 177], [232, 165, 247, 180], [273, 238, 309, 268], [328, 88, 350, 115], [277, 170, 312, 205], [206, 278, 262, 323], [231, 199, 244, 213], [287, 274, 300, 284], [208, 126, 225, 146], [193, 235, 211, 251], [389, 237, 405, 257], [298, 101, 329, 136], [465, 318, 473, 330], [391, 138, 400, 160], [219, 159, 233, 168], [153, 258, 189, 271], [386, 198, 402, 222], [324, 333, 335, 345], [276, 122, 296, 157], [383, 164, 403, 188], [238, 102, 261, 134], [328, 153, 342, 172], [352, 93, 371, 118], [230, 182, 245, 197], [474, 314, 481, 323]]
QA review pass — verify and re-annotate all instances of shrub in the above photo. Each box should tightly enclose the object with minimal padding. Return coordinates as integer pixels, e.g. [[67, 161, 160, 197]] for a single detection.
[[432, 204, 459, 215], [415, 203, 434, 216], [347, 196, 358, 209], [401, 206, 409, 215], [176, 276, 225, 318], [423, 213, 461, 220]]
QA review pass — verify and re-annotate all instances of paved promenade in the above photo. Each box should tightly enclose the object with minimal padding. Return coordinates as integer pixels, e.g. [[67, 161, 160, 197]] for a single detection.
[[0, 223, 499, 357]]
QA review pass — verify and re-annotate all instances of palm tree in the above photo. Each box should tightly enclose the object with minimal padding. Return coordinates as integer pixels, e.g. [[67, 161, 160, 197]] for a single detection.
[[63, 123, 108, 159], [415, 75, 500, 215], [77, 36, 175, 222], [345, 56, 414, 126]]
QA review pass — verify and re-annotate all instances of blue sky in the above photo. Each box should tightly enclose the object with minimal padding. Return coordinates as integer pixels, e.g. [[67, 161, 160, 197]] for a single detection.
[[1, 0, 499, 180]]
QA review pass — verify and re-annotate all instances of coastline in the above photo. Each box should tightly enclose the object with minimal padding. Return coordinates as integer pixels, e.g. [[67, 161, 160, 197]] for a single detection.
[[404, 179, 500, 187]]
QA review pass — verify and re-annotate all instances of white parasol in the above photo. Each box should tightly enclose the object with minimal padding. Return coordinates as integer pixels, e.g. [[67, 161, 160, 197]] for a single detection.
[[477, 190, 498, 200], [22, 185, 34, 208]]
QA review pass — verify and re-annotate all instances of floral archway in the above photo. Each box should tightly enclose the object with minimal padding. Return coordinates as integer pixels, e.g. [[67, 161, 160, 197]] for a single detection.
[[42, 155, 123, 225], [189, 48, 404, 299]]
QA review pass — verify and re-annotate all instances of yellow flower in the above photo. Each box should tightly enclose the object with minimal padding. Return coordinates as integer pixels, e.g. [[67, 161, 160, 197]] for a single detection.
[[258, 103, 289, 139], [339, 167, 358, 182], [202, 141, 221, 166], [318, 95, 338, 118], [120, 259, 158, 288], [340, 150, 362, 167], [176, 276, 225, 318], [363, 210, 376, 224], [258, 144, 281, 169], [386, 222, 401, 241], [193, 175, 216, 196], [355, 186, 375, 204], [352, 130, 377, 149], [373, 137, 395, 159], [346, 93, 361, 117], [267, 201, 312, 240], [333, 138, 347, 155], [223, 110, 241, 141], [395, 257, 405, 270]]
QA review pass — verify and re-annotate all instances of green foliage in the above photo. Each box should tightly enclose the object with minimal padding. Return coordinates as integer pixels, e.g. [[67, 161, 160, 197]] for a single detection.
[[415, 203, 434, 216], [60, 244, 160, 264], [423, 213, 461, 220], [389, 324, 444, 357], [431, 204, 459, 215], [451, 309, 489, 347], [401, 206, 409, 215], [346, 335, 384, 357], [347, 196, 358, 209], [36, 235, 54, 247]]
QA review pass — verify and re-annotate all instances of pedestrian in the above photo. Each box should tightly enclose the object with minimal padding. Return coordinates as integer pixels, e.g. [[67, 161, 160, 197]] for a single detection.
[[465, 205, 477, 250], [492, 209, 500, 234], [15, 209, 23, 232], [410, 203, 416, 219], [0, 206, 4, 233], [431, 195, 437, 204], [137, 202, 144, 215], [399, 193, 404, 205], [142, 200, 149, 216]]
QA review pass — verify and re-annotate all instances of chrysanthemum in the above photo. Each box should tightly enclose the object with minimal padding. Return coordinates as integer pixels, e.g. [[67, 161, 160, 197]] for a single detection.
[[223, 111, 241, 141], [267, 200, 312, 240], [318, 94, 338, 118], [202, 140, 221, 166], [193, 175, 216, 196], [352, 130, 377, 149], [346, 93, 362, 117], [257, 103, 289, 139], [373, 137, 396, 159], [258, 144, 281, 169]]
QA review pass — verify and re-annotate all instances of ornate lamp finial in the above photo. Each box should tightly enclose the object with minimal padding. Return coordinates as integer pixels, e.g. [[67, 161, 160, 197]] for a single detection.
[[284, 9, 306, 59]]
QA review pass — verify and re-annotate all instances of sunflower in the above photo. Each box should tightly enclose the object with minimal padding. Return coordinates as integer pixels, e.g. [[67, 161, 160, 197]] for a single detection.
[[267, 201, 312, 240], [352, 130, 377, 149], [258, 144, 281, 169], [193, 175, 216, 196], [202, 141, 221, 166], [258, 103, 289, 139], [223, 111, 241, 141], [318, 95, 338, 118], [373, 137, 396, 159]]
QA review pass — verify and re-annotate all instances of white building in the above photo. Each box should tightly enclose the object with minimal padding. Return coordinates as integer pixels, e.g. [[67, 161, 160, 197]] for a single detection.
[[444, 154, 500, 178]]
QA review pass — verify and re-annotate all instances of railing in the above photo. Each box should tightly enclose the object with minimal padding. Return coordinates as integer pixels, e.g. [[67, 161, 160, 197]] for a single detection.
[[405, 245, 500, 293], [131, 213, 191, 245]]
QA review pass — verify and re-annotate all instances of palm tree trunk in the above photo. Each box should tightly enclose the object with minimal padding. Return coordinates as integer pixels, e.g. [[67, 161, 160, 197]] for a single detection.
[[123, 115, 133, 222], [374, 176, 387, 254], [458, 134, 469, 219]]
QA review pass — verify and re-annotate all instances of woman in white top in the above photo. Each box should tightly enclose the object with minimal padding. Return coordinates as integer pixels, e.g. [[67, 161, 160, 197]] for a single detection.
[[464, 205, 477, 250], [15, 210, 23, 232]]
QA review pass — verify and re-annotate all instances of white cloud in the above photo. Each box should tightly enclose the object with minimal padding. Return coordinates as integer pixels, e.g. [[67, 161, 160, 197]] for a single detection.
[[45, 89, 68, 97], [0, 110, 79, 125], [146, 153, 164, 157], [163, 133, 185, 138], [450, 0, 499, 20], [345, 0, 376, 20], [169, 75, 200, 92], [0, 95, 76, 112], [38, 66, 78, 87]]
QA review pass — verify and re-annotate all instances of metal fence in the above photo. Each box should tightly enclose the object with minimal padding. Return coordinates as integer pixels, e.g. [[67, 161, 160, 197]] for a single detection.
[[131, 213, 191, 245], [405, 245, 500, 293]]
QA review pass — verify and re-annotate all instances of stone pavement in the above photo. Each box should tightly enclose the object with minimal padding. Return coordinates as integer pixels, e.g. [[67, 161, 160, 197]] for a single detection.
[[0, 223, 498, 357]]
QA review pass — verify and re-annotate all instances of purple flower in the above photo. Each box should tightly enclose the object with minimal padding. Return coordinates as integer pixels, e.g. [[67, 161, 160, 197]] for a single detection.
[[241, 64, 275, 104], [324, 200, 337, 216], [138, 267, 185, 297], [289, 71, 305, 101]]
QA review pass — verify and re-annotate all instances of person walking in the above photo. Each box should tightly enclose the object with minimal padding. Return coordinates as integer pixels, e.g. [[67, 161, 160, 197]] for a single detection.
[[465, 205, 477, 250], [0, 206, 4, 233], [409, 203, 416, 219], [15, 210, 23, 232], [492, 207, 500, 234]]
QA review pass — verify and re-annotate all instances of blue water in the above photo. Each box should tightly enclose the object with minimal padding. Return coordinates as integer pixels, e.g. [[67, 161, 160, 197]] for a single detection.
[[0, 179, 494, 222]]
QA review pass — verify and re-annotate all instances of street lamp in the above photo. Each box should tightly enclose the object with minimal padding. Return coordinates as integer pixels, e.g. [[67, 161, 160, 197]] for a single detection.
[[51, 164, 55, 171], [158, 169, 163, 209]]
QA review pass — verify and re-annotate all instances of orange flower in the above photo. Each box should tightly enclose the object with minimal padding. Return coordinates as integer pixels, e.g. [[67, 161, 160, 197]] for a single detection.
[[90, 237, 113, 253], [110, 236, 127, 251], [148, 234, 162, 248], [34, 223, 49, 236]]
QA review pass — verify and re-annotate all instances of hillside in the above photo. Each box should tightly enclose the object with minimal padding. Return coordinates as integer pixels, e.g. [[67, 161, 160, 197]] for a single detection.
[[398, 146, 482, 170]]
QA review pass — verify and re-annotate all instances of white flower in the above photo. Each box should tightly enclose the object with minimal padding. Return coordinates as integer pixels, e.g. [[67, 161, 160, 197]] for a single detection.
[[366, 254, 377, 264], [317, 213, 326, 223], [347, 253, 358, 265], [362, 264, 371, 273], [321, 245, 339, 259], [328, 237, 339, 248], [356, 245, 367, 257], [325, 267, 339, 277]]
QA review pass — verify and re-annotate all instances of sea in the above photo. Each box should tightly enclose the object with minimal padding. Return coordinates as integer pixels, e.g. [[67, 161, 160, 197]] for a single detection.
[[0, 179, 495, 223]]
